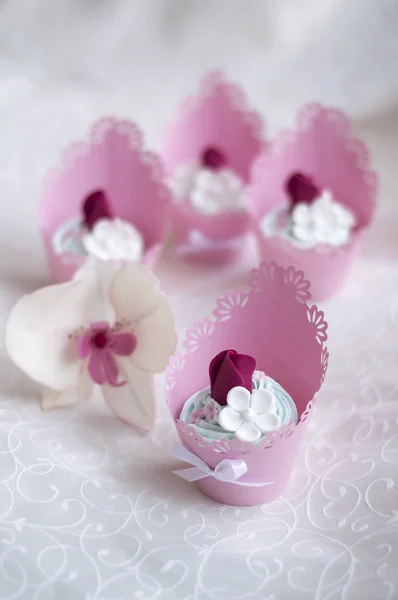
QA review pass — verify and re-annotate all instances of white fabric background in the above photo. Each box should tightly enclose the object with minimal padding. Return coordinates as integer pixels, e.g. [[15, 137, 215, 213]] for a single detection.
[[1, 2, 398, 598]]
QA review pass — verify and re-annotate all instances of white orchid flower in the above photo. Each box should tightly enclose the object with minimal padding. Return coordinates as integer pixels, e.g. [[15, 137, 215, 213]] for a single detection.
[[6, 260, 177, 431], [218, 385, 281, 443], [291, 190, 356, 247], [82, 218, 144, 261]]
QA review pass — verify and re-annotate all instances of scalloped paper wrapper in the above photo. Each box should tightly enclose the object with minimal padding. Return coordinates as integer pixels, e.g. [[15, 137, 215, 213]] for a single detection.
[[248, 104, 377, 300], [162, 71, 265, 263], [39, 118, 172, 282], [165, 261, 328, 506]]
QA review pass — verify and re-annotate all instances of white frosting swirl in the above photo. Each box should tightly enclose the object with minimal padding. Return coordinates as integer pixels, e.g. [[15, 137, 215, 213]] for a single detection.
[[180, 374, 297, 444], [82, 218, 144, 261], [260, 190, 356, 249], [170, 162, 245, 215]]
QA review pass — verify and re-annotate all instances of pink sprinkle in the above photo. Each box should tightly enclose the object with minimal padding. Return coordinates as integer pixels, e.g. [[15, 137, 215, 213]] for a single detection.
[[189, 409, 204, 425], [202, 399, 219, 422], [253, 370, 267, 381]]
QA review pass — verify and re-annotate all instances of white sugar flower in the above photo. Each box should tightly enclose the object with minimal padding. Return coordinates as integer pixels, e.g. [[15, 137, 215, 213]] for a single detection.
[[291, 190, 356, 247], [218, 386, 281, 443], [170, 162, 245, 215], [190, 168, 244, 215], [82, 218, 144, 261], [6, 260, 177, 431]]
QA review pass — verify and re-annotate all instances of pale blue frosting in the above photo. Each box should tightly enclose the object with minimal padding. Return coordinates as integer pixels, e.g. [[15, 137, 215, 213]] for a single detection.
[[180, 373, 298, 442], [52, 218, 87, 256]]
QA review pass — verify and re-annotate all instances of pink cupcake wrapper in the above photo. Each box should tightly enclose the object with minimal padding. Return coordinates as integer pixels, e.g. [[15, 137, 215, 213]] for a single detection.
[[247, 104, 378, 300], [166, 260, 329, 506], [162, 70, 266, 262], [40, 117, 172, 282]]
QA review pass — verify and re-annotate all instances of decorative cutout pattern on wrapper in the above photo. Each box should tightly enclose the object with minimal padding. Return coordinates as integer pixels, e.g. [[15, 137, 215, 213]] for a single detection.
[[213, 289, 249, 321], [165, 261, 329, 456]]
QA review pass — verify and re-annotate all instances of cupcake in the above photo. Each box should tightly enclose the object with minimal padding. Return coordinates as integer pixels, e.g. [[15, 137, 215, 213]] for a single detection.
[[161, 71, 266, 262], [40, 118, 172, 282], [247, 104, 377, 300], [166, 260, 329, 506], [180, 350, 298, 443]]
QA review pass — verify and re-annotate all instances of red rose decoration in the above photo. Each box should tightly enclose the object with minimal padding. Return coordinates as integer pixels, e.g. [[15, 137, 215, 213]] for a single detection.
[[286, 172, 320, 211], [201, 146, 227, 170], [83, 190, 113, 230], [209, 349, 256, 406]]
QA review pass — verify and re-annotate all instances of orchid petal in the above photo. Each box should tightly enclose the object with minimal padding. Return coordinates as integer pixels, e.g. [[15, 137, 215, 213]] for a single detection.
[[41, 372, 93, 411], [87, 352, 106, 385], [131, 295, 177, 373], [6, 284, 87, 391], [72, 258, 116, 323], [87, 350, 123, 387], [102, 351, 124, 387], [111, 331, 137, 356], [5, 259, 118, 391], [110, 262, 162, 324], [102, 358, 156, 431], [218, 406, 243, 432], [235, 422, 261, 443], [78, 334, 91, 359]]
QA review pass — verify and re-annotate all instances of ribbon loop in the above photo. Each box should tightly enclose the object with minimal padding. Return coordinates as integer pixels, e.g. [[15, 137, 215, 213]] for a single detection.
[[171, 443, 273, 488], [214, 458, 247, 482]]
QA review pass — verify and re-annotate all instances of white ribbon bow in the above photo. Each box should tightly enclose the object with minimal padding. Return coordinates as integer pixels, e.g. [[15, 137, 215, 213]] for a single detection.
[[171, 443, 273, 488]]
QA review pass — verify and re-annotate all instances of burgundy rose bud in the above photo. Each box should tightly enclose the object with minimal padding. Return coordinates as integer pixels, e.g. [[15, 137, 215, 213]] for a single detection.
[[201, 146, 227, 170], [286, 172, 320, 211], [209, 349, 256, 406], [83, 190, 113, 230]]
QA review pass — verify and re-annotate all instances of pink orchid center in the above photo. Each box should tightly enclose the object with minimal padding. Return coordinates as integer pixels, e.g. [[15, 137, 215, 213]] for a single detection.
[[79, 322, 137, 388], [92, 330, 108, 349], [201, 146, 227, 170]]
